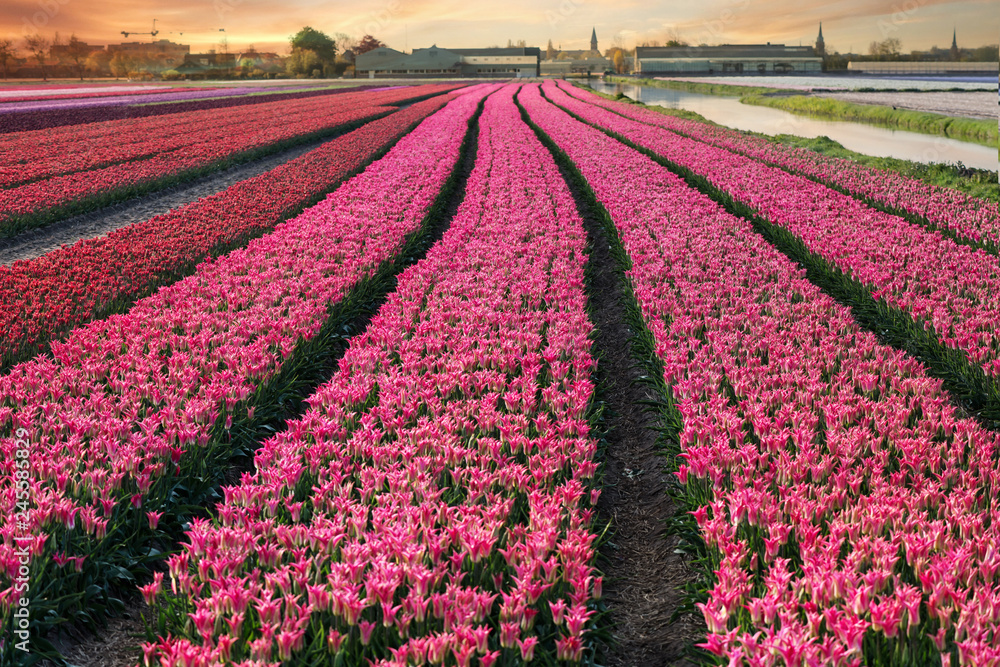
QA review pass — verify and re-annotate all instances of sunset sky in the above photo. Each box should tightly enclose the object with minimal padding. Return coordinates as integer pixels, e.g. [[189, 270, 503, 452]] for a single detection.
[[1, 0, 996, 55]]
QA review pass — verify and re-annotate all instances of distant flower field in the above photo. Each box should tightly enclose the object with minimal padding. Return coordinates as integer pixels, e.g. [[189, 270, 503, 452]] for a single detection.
[[656, 74, 995, 91]]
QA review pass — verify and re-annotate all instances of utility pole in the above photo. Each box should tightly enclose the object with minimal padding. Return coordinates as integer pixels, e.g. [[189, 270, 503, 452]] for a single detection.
[[219, 28, 229, 78]]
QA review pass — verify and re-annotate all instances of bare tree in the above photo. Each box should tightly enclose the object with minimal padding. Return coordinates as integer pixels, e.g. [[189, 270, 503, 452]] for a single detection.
[[334, 32, 359, 53], [666, 27, 687, 47], [868, 37, 902, 60], [0, 39, 15, 80], [65, 34, 90, 80], [23, 34, 50, 81], [219, 32, 230, 78]]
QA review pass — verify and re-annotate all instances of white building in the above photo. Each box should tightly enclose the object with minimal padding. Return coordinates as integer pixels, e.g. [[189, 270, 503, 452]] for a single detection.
[[847, 61, 998, 75], [636, 44, 822, 75], [355, 46, 540, 78]]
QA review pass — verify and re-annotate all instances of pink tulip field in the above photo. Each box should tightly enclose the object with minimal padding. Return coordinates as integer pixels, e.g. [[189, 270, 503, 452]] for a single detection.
[[0, 84, 459, 237], [1, 76, 999, 666], [556, 83, 1000, 253], [520, 82, 1000, 667], [0, 95, 451, 369], [140, 82, 601, 667], [542, 82, 1000, 387]]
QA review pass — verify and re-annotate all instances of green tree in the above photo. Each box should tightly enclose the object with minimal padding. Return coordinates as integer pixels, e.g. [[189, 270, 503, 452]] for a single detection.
[[290, 26, 336, 63], [971, 45, 999, 62], [823, 48, 848, 71], [285, 48, 322, 77]]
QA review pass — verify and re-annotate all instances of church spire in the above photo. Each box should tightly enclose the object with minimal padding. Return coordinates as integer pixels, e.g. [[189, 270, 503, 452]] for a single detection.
[[950, 27, 959, 60], [815, 22, 825, 57], [590, 27, 598, 52]]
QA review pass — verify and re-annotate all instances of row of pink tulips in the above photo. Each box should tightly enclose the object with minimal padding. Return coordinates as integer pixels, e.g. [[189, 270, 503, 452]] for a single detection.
[[544, 82, 1000, 378], [0, 89, 357, 186], [559, 82, 1000, 250], [0, 85, 493, 651], [140, 83, 601, 667], [0, 95, 450, 369], [0, 85, 460, 234], [0, 86, 416, 186], [0, 102, 390, 229], [521, 83, 1000, 667], [0, 86, 199, 104]]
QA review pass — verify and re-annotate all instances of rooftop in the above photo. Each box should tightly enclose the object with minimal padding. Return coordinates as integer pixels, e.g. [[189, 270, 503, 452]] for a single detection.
[[637, 44, 818, 58]]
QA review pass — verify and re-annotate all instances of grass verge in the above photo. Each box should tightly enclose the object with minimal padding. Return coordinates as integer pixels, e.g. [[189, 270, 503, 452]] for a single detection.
[[771, 133, 999, 202], [741, 93, 998, 147], [605, 75, 782, 97]]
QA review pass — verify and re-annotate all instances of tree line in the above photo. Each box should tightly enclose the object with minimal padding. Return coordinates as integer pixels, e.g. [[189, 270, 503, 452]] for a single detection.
[[0, 26, 390, 81]]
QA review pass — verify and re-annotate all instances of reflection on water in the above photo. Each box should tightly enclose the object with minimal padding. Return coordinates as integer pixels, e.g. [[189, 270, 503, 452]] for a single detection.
[[588, 81, 997, 172]]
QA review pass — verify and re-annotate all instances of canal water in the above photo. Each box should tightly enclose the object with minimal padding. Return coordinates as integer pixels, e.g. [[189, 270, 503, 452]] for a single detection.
[[588, 81, 997, 172]]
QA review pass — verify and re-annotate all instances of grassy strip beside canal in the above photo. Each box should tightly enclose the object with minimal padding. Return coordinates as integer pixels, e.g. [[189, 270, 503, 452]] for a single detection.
[[742, 93, 998, 148], [584, 83, 999, 203], [605, 76, 998, 149]]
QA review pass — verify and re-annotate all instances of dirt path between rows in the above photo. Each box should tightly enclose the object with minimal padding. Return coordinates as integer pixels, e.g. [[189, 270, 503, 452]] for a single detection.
[[48, 600, 149, 667], [0, 133, 351, 267], [582, 208, 704, 664]]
